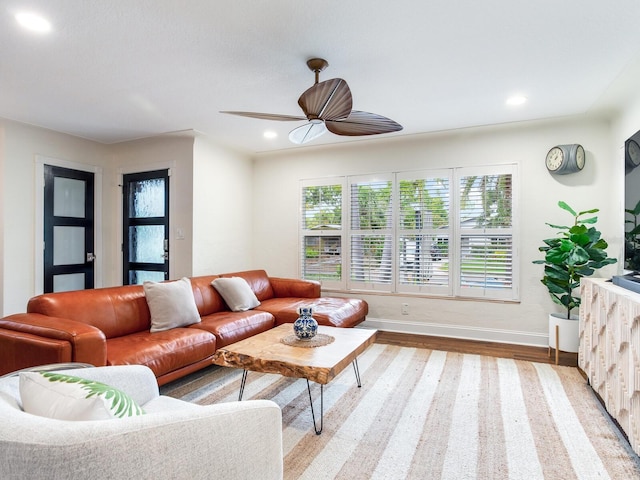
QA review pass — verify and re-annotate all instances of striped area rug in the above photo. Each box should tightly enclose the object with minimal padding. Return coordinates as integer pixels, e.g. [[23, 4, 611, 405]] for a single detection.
[[161, 344, 640, 479]]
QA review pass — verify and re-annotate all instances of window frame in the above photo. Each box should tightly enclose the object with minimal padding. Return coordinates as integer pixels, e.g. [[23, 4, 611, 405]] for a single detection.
[[299, 164, 519, 302], [347, 173, 395, 293], [299, 177, 346, 290]]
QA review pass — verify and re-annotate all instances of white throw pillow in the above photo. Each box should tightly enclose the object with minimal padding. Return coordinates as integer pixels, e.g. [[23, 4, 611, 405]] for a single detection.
[[19, 372, 145, 421], [212, 277, 260, 312], [144, 277, 201, 332]]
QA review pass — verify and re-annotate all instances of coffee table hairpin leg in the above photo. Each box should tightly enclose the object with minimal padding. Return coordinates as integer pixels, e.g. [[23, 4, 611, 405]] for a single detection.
[[307, 358, 362, 435], [238, 358, 363, 435], [238, 370, 249, 401]]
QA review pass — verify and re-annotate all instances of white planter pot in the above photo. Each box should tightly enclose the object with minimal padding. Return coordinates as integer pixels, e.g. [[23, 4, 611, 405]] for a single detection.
[[548, 313, 579, 353]]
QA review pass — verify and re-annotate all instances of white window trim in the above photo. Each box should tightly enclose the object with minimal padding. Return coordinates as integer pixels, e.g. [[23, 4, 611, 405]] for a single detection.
[[299, 164, 519, 302]]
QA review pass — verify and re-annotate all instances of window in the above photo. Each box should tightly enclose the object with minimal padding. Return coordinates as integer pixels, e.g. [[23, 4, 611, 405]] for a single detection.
[[300, 165, 518, 301], [457, 167, 515, 300], [397, 170, 451, 295], [300, 180, 344, 289], [348, 175, 393, 291]]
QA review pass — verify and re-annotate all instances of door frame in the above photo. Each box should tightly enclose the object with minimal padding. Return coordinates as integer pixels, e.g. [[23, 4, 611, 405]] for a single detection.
[[35, 156, 103, 295], [118, 162, 175, 284]]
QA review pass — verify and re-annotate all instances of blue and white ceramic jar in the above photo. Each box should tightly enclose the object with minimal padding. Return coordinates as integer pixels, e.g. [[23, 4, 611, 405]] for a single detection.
[[293, 306, 318, 340]]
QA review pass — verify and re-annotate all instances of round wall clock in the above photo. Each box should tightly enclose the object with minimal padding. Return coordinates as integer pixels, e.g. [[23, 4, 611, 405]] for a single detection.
[[626, 139, 640, 170], [545, 144, 585, 175]]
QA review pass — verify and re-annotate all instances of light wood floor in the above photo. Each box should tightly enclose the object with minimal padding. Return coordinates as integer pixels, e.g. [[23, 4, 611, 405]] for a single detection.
[[375, 331, 578, 367]]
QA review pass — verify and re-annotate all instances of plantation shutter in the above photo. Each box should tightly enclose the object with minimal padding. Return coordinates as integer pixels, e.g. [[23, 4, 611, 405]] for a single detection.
[[397, 170, 452, 295], [457, 166, 516, 300], [300, 179, 344, 289], [348, 175, 394, 291]]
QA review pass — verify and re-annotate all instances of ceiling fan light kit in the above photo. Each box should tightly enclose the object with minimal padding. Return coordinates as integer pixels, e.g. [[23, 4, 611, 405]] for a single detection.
[[221, 58, 402, 145]]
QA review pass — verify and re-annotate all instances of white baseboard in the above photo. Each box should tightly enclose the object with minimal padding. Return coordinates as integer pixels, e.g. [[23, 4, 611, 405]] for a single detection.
[[362, 317, 548, 348]]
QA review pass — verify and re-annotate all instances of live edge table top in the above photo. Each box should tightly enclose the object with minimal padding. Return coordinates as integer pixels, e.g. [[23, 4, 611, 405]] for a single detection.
[[211, 324, 377, 385]]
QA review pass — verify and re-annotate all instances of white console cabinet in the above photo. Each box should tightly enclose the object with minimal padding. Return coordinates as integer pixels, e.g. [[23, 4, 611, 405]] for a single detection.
[[579, 277, 640, 455]]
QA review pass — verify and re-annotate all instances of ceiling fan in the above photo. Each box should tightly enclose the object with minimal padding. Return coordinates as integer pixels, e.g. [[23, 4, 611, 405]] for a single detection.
[[221, 58, 403, 144]]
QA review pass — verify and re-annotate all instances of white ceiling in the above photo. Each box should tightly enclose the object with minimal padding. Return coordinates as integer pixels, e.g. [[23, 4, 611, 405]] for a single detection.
[[2, 1, 640, 154]]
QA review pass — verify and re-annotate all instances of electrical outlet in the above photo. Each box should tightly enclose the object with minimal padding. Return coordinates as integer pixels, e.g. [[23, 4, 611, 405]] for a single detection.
[[401, 303, 409, 315]]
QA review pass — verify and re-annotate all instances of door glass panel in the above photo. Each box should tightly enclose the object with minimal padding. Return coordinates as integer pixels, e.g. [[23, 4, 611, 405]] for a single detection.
[[53, 273, 84, 292], [129, 270, 165, 284], [129, 225, 164, 263], [129, 179, 165, 218], [53, 226, 85, 265], [54, 177, 85, 218]]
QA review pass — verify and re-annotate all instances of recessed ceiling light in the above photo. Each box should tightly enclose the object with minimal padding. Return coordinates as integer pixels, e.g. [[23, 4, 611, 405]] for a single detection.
[[263, 130, 278, 139], [506, 95, 527, 106], [15, 11, 52, 33]]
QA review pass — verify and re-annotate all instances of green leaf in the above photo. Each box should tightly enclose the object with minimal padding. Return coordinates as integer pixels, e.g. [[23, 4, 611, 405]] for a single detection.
[[546, 248, 569, 264], [558, 201, 576, 216], [584, 248, 607, 262], [569, 224, 588, 235], [42, 372, 145, 418], [569, 232, 590, 247], [560, 239, 576, 252], [545, 281, 569, 295], [591, 238, 608, 249], [546, 223, 570, 230], [567, 246, 590, 265], [577, 208, 599, 216]]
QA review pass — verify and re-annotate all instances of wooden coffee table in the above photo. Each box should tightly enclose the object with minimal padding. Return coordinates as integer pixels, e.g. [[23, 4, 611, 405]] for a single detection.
[[212, 323, 377, 434]]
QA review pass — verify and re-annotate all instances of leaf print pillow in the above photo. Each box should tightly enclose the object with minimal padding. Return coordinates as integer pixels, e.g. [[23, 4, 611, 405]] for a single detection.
[[19, 371, 145, 421]]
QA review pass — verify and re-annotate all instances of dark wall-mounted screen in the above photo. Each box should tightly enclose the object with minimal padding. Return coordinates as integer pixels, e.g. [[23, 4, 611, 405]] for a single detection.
[[625, 130, 640, 271]]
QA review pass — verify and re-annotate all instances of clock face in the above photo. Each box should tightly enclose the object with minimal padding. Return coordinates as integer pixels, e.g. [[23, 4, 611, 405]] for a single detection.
[[576, 145, 585, 169], [628, 140, 640, 166], [546, 147, 564, 171]]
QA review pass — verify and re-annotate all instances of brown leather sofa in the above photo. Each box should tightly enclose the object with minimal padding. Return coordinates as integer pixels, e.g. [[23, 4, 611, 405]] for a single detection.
[[0, 270, 368, 385]]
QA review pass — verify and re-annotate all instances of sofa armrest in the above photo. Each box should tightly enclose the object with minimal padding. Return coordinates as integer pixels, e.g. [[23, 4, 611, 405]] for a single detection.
[[269, 277, 320, 298], [0, 314, 107, 370], [0, 399, 283, 480]]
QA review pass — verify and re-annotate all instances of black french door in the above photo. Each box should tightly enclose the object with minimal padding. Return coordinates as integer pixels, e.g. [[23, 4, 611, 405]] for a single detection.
[[43, 165, 95, 293], [122, 169, 170, 285]]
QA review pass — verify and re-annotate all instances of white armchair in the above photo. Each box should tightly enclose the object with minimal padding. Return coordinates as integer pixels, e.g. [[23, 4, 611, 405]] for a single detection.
[[0, 364, 283, 480]]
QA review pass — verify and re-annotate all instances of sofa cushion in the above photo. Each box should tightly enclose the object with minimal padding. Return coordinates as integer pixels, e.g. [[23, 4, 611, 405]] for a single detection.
[[106, 328, 216, 378], [144, 278, 201, 332], [212, 277, 260, 312], [256, 297, 368, 328], [19, 371, 144, 420], [189, 275, 226, 316], [219, 270, 275, 301], [194, 310, 275, 348]]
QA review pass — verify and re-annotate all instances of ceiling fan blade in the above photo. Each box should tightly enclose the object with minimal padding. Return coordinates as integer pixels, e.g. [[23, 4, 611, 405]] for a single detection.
[[298, 78, 352, 121], [220, 111, 306, 121], [325, 110, 403, 136], [289, 122, 328, 144]]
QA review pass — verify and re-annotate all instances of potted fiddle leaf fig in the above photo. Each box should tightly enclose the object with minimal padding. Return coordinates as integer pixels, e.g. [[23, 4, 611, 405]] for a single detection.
[[533, 201, 616, 353]]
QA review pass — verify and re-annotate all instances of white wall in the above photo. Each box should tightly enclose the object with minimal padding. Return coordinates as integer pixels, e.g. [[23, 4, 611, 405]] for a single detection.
[[0, 119, 111, 315], [0, 122, 257, 317], [192, 133, 255, 274], [1, 106, 636, 347], [252, 116, 619, 346]]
